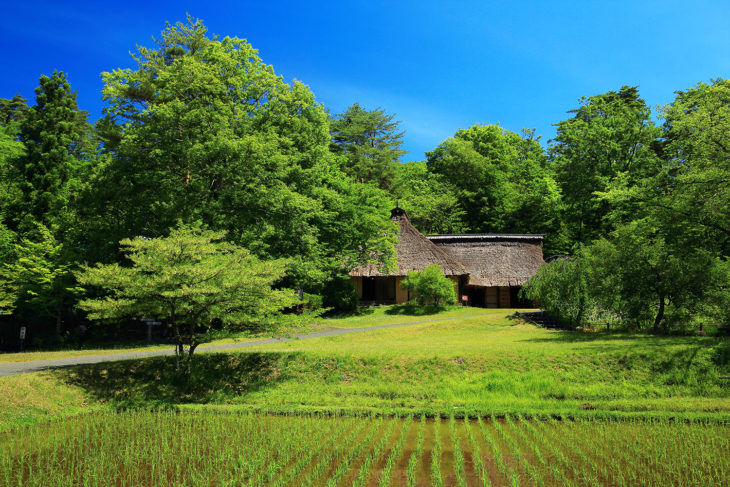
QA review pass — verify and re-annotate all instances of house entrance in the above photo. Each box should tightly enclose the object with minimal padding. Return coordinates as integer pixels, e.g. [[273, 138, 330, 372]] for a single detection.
[[362, 277, 377, 301]]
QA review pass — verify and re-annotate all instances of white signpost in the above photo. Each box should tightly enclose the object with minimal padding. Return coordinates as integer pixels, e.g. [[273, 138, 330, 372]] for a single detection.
[[19, 326, 26, 351]]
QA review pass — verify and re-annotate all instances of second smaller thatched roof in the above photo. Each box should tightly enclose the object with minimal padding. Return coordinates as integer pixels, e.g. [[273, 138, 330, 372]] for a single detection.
[[349, 208, 469, 277], [427, 234, 544, 287]]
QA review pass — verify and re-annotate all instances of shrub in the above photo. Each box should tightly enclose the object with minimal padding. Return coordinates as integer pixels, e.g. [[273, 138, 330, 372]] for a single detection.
[[400, 264, 456, 307], [322, 275, 359, 312]]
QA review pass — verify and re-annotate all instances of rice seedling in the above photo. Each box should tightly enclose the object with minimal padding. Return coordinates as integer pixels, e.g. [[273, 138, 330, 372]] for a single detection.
[[0, 411, 727, 486], [406, 414, 426, 487], [378, 414, 412, 487]]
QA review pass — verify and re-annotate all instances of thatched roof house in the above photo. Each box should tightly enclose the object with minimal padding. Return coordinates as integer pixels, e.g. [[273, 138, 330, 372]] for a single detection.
[[349, 208, 468, 303], [349, 208, 544, 307], [350, 207, 468, 278]]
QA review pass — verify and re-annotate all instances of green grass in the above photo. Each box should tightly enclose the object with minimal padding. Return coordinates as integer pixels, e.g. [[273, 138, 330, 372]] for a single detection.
[[1, 307, 727, 432], [320, 305, 509, 328]]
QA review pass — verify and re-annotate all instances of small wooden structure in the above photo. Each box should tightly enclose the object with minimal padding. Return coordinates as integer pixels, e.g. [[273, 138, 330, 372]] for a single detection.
[[349, 208, 544, 307]]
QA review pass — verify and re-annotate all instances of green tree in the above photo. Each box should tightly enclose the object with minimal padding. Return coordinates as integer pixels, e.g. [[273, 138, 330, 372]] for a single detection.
[[3, 224, 81, 341], [582, 220, 712, 331], [400, 264, 456, 307], [392, 161, 466, 234], [16, 71, 90, 230], [427, 124, 562, 251], [330, 102, 406, 189], [0, 94, 30, 126], [76, 224, 301, 369], [549, 86, 662, 245], [660, 78, 730, 255], [90, 17, 396, 288]]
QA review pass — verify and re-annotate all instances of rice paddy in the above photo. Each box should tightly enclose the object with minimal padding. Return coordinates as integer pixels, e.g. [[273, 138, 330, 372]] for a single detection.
[[2, 411, 727, 486], [2, 308, 729, 485]]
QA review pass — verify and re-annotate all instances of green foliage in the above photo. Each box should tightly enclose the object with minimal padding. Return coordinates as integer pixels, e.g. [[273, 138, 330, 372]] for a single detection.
[[392, 161, 467, 234], [321, 275, 359, 313], [329, 102, 406, 189], [427, 124, 562, 251], [76, 223, 301, 366], [16, 71, 90, 230], [400, 264, 456, 307], [89, 17, 396, 288], [582, 221, 715, 331], [1, 224, 81, 339], [659, 78, 730, 256], [550, 86, 662, 245], [522, 255, 591, 327]]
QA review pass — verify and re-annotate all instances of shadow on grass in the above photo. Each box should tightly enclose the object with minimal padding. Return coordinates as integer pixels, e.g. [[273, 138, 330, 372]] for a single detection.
[[56, 352, 297, 408], [323, 306, 376, 318], [384, 303, 450, 316]]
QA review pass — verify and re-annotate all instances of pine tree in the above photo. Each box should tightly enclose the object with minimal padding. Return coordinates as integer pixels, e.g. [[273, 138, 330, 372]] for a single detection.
[[330, 103, 406, 189], [17, 71, 88, 228]]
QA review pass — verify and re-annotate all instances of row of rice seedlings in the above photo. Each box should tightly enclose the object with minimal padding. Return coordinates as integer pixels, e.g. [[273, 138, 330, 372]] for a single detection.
[[493, 415, 544, 487], [449, 415, 468, 487], [514, 416, 574, 487], [431, 416, 443, 487], [270, 415, 354, 487], [478, 416, 519, 487], [325, 416, 383, 487], [503, 415, 552, 487], [351, 416, 399, 487], [247, 413, 327, 484], [538, 417, 602, 486], [378, 415, 413, 487], [569, 416, 729, 487], [464, 416, 492, 487], [299, 417, 372, 487], [406, 415, 426, 487], [526, 418, 597, 486]]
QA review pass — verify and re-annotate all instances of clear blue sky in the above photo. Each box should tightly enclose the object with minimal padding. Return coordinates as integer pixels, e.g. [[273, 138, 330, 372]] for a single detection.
[[2, 1, 728, 161]]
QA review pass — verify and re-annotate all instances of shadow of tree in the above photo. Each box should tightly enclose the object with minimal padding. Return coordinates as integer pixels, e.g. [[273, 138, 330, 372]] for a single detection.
[[384, 303, 447, 316], [56, 352, 297, 407]]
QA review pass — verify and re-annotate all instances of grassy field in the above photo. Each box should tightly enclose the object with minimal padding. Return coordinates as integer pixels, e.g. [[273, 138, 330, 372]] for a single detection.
[[2, 411, 727, 486], [1, 307, 728, 485]]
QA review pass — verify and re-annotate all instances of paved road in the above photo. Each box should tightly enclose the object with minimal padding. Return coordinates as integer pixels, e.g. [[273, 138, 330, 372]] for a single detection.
[[0, 313, 504, 377]]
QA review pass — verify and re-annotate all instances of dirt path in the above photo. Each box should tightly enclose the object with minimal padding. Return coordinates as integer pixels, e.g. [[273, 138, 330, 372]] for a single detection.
[[0, 313, 503, 377]]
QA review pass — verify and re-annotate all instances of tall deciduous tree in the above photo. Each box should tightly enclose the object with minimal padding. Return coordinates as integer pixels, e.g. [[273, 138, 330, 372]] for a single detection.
[[427, 124, 562, 252], [392, 161, 466, 234], [660, 78, 730, 255], [2, 224, 81, 341], [329, 102, 406, 189], [90, 17, 395, 288], [549, 86, 662, 245], [76, 224, 300, 369]]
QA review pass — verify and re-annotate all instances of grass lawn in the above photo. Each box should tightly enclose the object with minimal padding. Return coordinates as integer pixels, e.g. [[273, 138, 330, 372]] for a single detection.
[[1, 307, 727, 431]]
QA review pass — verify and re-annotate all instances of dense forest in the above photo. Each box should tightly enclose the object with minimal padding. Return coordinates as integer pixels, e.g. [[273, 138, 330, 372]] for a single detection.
[[1, 18, 728, 348]]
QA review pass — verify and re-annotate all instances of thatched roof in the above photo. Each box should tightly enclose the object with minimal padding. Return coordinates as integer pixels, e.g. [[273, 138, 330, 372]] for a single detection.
[[349, 208, 469, 277], [426, 234, 544, 287]]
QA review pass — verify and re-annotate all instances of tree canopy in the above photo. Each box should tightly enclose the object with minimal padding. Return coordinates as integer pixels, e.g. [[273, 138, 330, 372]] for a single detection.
[[88, 17, 396, 288], [329, 102, 406, 189], [77, 224, 300, 367]]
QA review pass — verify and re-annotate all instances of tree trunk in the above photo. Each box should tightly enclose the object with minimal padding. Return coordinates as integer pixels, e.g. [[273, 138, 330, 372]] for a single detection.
[[653, 294, 665, 333]]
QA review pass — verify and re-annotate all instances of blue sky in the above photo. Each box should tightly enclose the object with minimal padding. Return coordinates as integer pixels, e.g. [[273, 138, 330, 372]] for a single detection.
[[2, 1, 728, 161]]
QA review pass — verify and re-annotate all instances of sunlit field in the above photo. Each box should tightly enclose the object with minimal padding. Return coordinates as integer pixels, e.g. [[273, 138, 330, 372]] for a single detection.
[[2, 411, 727, 487]]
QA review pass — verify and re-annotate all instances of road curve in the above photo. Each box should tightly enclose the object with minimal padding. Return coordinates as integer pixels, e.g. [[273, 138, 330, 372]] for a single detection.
[[0, 312, 504, 377]]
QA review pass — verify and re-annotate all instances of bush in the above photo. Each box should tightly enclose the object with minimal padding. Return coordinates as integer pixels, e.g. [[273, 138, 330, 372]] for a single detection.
[[322, 275, 359, 312], [400, 264, 456, 307]]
